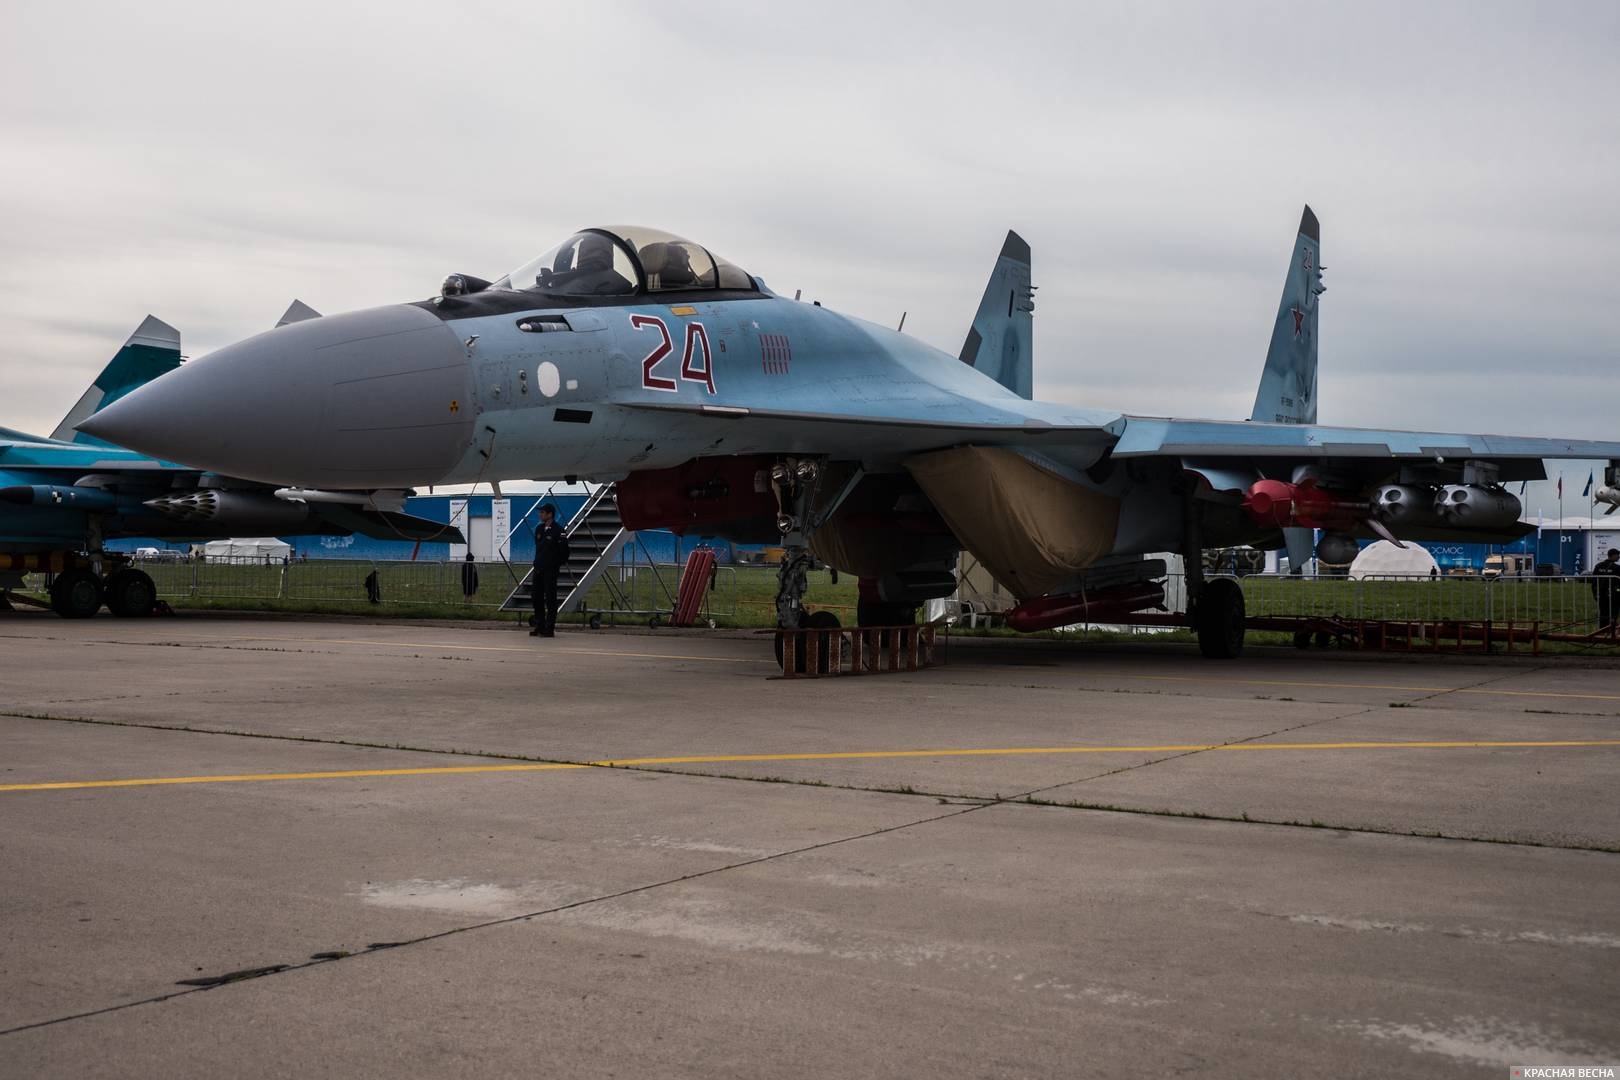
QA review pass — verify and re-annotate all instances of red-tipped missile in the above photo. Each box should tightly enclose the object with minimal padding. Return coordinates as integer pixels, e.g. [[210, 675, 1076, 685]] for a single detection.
[[1241, 478, 1366, 532]]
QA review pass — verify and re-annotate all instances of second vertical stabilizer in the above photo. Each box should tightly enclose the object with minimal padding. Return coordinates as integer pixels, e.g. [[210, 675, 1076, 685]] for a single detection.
[[52, 315, 183, 445], [959, 231, 1035, 399], [1251, 206, 1323, 425]]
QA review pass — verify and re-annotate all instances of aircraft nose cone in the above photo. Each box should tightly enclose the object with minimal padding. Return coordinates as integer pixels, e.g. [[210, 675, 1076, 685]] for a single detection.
[[80, 305, 474, 488]]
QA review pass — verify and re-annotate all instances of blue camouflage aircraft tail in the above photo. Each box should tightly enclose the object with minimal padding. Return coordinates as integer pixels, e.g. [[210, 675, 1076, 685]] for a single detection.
[[51, 315, 182, 445], [1251, 206, 1325, 571], [1251, 206, 1322, 425], [959, 231, 1035, 399]]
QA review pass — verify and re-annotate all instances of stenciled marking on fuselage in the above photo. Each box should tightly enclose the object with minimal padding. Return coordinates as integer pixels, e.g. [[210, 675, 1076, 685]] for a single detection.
[[630, 313, 716, 394]]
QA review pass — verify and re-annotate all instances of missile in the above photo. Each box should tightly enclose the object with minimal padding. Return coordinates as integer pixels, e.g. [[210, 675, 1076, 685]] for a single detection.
[[0, 551, 90, 572], [274, 488, 410, 512], [0, 484, 122, 511], [1596, 486, 1620, 515], [1242, 479, 1365, 532], [1005, 581, 1166, 633]]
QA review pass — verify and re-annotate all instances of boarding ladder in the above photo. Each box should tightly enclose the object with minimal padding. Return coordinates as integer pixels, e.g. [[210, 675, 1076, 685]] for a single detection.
[[500, 485, 629, 619]]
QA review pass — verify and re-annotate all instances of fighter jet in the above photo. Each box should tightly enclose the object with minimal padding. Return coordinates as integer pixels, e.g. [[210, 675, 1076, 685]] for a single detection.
[[82, 213, 1620, 655], [3, 308, 458, 618]]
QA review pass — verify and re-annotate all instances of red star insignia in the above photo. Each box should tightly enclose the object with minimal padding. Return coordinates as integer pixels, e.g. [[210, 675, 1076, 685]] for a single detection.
[[1290, 307, 1305, 338]]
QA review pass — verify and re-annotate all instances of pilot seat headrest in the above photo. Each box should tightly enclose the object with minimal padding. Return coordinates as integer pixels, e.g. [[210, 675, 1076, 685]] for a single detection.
[[635, 239, 693, 283]]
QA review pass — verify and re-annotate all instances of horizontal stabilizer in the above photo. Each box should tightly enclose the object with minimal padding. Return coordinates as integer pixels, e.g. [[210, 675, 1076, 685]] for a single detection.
[[56, 316, 182, 445]]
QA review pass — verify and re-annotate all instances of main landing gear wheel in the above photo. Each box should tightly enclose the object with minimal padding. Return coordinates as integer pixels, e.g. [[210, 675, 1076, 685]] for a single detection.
[[105, 568, 157, 618], [50, 570, 103, 619], [1194, 577, 1246, 659], [1293, 631, 1312, 650]]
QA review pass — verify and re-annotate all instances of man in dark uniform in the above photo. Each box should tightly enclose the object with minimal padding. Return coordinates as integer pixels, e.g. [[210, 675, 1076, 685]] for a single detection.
[[1592, 547, 1620, 631], [530, 503, 571, 638]]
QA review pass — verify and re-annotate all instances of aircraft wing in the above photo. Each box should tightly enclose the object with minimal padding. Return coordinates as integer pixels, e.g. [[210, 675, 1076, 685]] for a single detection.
[[1115, 416, 1620, 474], [0, 434, 177, 472], [616, 397, 1123, 469]]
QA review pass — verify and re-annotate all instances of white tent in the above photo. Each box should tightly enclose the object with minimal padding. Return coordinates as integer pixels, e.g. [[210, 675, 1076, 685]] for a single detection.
[[1348, 540, 1438, 580], [201, 537, 292, 562]]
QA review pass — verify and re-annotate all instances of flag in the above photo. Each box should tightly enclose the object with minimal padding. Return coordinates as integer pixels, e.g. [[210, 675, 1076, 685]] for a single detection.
[[1583, 470, 1594, 497], [1518, 480, 1528, 496], [1557, 475, 1563, 499]]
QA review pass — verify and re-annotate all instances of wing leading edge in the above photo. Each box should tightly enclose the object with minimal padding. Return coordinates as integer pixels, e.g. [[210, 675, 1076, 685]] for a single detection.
[[1114, 416, 1620, 467]]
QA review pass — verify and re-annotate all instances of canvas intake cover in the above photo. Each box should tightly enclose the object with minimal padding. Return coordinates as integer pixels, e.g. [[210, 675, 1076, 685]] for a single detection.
[[905, 446, 1120, 599]]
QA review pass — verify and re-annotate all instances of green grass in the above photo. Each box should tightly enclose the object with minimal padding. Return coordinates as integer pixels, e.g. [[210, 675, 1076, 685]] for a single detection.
[[11, 561, 1616, 655], [1237, 574, 1603, 627]]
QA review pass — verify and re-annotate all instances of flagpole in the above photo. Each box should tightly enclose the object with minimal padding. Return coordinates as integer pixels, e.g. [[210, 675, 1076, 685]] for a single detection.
[[1558, 473, 1565, 573]]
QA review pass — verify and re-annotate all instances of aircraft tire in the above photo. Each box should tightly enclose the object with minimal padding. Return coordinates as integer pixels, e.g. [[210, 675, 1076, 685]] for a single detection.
[[50, 570, 103, 619], [105, 569, 157, 618], [1195, 578, 1245, 659]]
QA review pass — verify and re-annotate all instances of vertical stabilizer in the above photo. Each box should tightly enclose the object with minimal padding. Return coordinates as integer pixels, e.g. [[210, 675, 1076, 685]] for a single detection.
[[53, 315, 182, 445], [276, 300, 322, 327], [959, 231, 1035, 399], [1250, 206, 1323, 425]]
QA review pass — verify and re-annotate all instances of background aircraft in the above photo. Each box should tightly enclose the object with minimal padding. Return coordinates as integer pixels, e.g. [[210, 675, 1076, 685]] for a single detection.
[[2, 306, 457, 618], [83, 212, 1620, 655]]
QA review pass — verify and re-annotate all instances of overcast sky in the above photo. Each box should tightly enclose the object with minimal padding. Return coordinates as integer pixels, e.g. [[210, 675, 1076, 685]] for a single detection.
[[2, 1, 1615, 511]]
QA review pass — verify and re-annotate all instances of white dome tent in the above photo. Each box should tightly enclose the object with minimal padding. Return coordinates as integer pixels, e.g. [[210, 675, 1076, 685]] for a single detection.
[[1348, 540, 1439, 580]]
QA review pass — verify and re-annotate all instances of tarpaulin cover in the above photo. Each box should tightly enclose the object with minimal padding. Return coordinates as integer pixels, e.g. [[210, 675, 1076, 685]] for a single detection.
[[906, 447, 1119, 599]]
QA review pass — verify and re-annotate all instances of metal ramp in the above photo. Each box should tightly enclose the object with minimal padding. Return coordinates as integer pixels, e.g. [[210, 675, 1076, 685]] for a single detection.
[[501, 485, 629, 621]]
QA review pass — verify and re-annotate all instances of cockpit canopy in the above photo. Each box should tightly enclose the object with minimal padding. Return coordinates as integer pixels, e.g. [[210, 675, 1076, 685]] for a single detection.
[[494, 227, 754, 297]]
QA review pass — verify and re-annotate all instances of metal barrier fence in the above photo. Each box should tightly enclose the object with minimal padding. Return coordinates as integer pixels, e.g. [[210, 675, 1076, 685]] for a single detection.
[[146, 558, 520, 607], [1197, 573, 1611, 635], [575, 563, 741, 627], [22, 557, 745, 623]]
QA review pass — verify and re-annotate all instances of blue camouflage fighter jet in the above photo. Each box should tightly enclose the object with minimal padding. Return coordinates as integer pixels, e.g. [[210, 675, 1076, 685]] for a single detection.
[[3, 306, 457, 618], [83, 212, 1620, 656]]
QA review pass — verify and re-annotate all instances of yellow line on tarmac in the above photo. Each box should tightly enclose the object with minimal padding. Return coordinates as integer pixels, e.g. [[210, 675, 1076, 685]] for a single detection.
[[4, 739, 1618, 793], [1088, 672, 1620, 702]]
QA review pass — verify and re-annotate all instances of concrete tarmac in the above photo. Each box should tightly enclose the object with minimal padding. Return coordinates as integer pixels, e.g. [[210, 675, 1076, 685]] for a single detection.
[[1, 613, 1617, 1078]]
